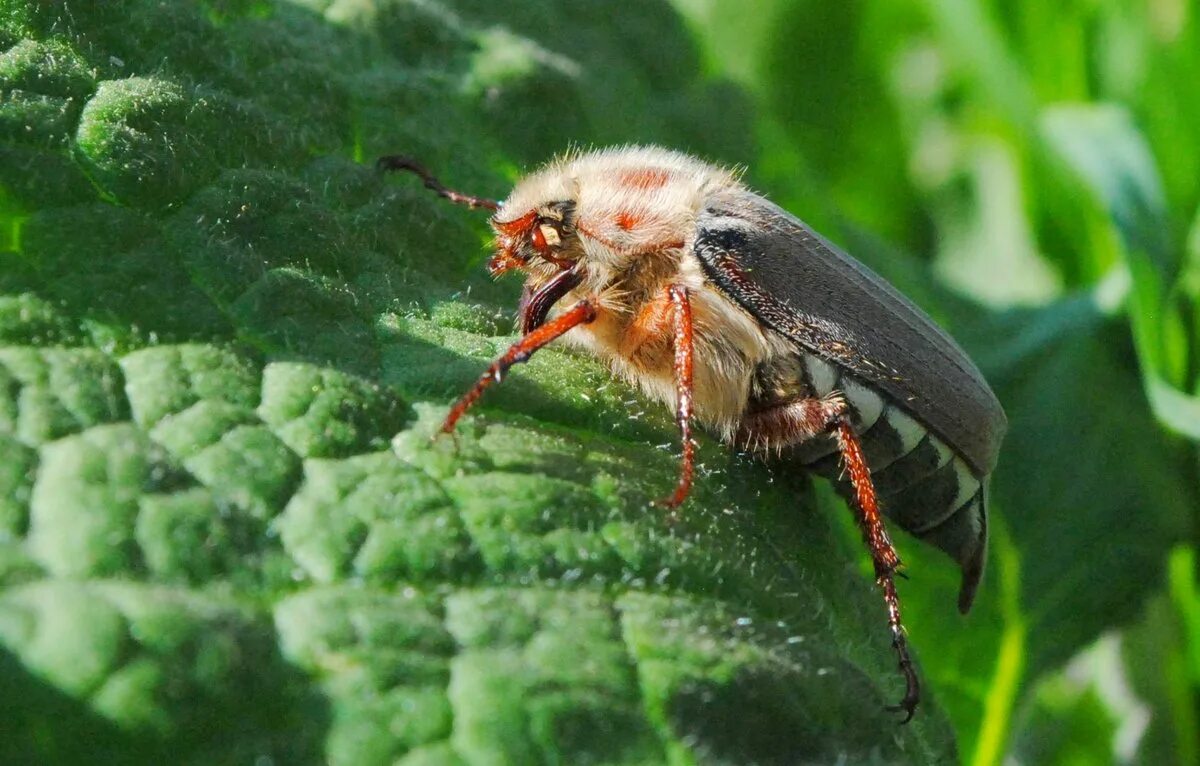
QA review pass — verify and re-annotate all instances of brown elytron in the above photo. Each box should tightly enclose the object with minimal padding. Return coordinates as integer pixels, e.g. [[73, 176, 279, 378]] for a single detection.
[[378, 147, 1007, 722]]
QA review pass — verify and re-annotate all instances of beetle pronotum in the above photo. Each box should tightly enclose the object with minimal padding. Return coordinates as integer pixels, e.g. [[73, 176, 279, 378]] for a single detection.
[[378, 147, 1007, 720]]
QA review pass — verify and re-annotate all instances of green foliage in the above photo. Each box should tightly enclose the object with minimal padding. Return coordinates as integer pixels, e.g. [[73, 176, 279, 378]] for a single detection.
[[0, 0, 957, 763], [2, 0, 1198, 763], [680, 0, 1200, 762]]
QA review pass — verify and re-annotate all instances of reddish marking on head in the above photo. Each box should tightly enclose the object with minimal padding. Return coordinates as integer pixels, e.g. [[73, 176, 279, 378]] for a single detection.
[[615, 211, 640, 231], [492, 209, 538, 237], [618, 168, 670, 190]]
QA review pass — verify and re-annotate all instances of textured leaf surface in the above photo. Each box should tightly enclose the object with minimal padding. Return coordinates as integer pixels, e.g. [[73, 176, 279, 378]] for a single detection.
[[0, 1, 958, 763]]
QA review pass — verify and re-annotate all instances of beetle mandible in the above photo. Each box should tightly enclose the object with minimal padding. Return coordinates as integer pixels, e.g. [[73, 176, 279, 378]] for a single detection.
[[377, 146, 1007, 721]]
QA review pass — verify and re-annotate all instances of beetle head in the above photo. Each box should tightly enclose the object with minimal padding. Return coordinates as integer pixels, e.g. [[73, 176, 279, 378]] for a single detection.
[[488, 199, 579, 277], [488, 147, 736, 332], [379, 147, 737, 331]]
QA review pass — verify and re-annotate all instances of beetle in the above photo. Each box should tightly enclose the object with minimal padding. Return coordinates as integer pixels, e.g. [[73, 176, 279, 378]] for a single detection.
[[377, 146, 1007, 721]]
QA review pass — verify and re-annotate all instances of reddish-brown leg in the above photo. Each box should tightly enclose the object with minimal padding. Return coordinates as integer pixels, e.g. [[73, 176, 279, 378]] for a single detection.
[[441, 299, 597, 433], [736, 395, 919, 720], [376, 155, 500, 211], [656, 285, 695, 509], [834, 419, 919, 722], [735, 393, 846, 453]]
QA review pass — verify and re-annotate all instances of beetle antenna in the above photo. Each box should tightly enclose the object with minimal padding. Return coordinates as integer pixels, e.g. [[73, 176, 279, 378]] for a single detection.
[[376, 155, 500, 212]]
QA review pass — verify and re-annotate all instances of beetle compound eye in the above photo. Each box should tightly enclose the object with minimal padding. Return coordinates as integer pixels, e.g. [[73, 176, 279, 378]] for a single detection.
[[538, 224, 561, 248], [532, 223, 561, 253], [530, 222, 574, 270]]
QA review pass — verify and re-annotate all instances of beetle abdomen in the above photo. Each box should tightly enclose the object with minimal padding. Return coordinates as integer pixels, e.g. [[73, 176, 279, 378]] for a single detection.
[[752, 349, 989, 611]]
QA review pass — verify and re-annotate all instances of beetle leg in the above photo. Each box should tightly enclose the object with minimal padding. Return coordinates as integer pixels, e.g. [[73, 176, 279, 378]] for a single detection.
[[736, 396, 919, 720], [833, 418, 919, 723], [441, 298, 597, 434], [654, 285, 695, 509], [735, 392, 847, 453]]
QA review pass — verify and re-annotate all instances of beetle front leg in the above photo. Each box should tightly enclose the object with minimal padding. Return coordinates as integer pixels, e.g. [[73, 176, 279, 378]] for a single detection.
[[655, 285, 695, 509], [441, 298, 598, 434]]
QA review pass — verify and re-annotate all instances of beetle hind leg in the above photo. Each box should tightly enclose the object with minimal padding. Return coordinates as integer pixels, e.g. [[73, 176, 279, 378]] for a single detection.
[[735, 392, 846, 453], [833, 418, 919, 722], [736, 396, 920, 720]]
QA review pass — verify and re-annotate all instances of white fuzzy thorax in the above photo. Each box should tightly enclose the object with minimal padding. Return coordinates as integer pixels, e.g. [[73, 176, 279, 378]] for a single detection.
[[494, 146, 791, 441]]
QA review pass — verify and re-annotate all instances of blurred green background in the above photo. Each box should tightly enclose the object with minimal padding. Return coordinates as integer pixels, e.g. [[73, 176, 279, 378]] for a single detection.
[[0, 0, 1197, 764], [675, 0, 1200, 762]]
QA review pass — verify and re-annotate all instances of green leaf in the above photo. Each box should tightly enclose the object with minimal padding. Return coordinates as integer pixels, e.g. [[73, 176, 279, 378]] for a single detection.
[[1013, 684, 1119, 763], [1041, 103, 1200, 439], [0, 1, 958, 763], [903, 296, 1195, 764], [1123, 546, 1200, 766]]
